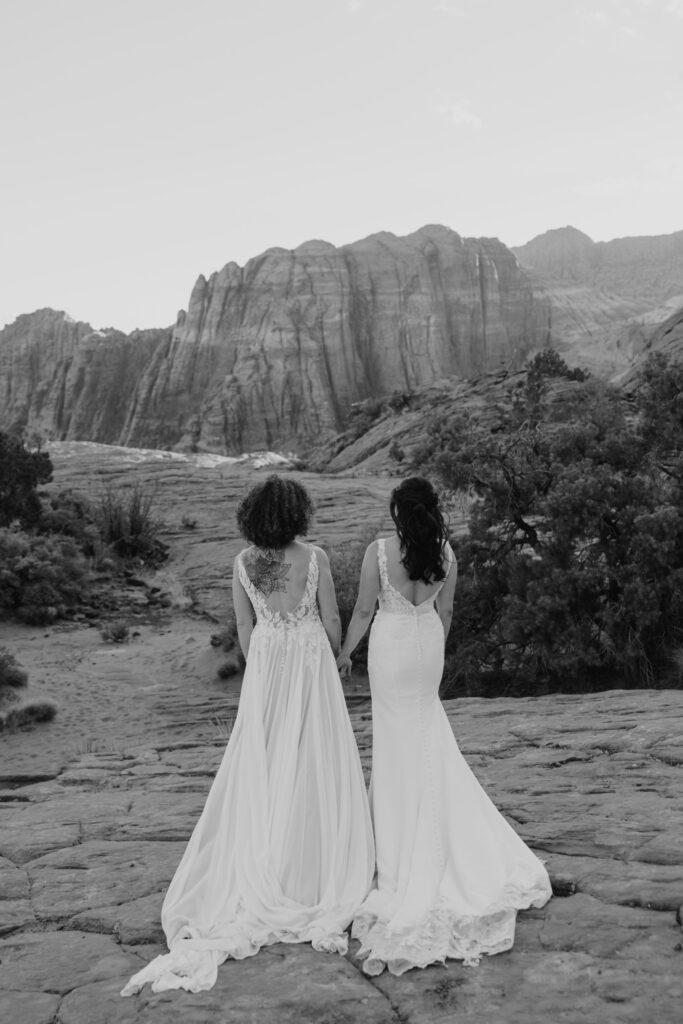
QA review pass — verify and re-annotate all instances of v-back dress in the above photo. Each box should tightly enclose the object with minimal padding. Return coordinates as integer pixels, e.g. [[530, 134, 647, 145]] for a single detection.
[[122, 545, 375, 995], [351, 538, 551, 976]]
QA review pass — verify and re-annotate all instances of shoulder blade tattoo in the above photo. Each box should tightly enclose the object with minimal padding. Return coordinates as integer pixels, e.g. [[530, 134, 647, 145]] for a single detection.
[[246, 550, 291, 597]]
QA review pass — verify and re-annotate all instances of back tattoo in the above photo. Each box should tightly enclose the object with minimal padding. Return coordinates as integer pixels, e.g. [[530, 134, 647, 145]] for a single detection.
[[245, 549, 291, 597]]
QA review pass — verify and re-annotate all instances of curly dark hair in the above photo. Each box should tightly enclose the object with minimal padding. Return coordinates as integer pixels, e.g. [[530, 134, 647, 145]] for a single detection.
[[236, 475, 314, 549], [390, 476, 449, 584]]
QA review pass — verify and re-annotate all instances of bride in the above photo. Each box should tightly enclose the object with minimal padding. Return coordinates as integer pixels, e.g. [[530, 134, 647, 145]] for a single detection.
[[336, 476, 552, 976], [122, 475, 374, 995]]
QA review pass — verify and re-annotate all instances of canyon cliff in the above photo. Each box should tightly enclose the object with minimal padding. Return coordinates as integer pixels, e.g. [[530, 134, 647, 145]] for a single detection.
[[513, 227, 683, 375], [0, 227, 549, 452]]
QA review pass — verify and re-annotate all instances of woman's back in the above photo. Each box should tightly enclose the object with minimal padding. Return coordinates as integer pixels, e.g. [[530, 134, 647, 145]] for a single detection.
[[240, 541, 316, 620], [379, 535, 452, 609]]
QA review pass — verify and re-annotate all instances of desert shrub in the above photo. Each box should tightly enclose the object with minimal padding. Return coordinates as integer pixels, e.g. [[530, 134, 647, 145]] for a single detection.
[[217, 654, 244, 679], [38, 489, 102, 556], [416, 351, 683, 697], [388, 439, 405, 463], [0, 696, 58, 729], [96, 482, 168, 564], [0, 646, 57, 729], [0, 430, 53, 528], [329, 522, 382, 670], [0, 529, 86, 624], [346, 398, 386, 440], [211, 616, 239, 654], [100, 620, 130, 643], [0, 646, 28, 689], [385, 389, 414, 412], [181, 514, 198, 530]]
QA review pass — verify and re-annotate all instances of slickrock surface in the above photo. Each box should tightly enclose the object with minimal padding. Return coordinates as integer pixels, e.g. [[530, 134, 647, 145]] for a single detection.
[[43, 443, 399, 621], [1, 686, 681, 1023], [1, 447, 681, 1021]]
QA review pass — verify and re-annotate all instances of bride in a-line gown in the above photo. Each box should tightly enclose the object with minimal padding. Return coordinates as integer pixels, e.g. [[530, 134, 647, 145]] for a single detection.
[[122, 476, 374, 995], [337, 476, 551, 977]]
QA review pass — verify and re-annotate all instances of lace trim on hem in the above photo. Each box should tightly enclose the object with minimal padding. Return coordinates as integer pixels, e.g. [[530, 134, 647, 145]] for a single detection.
[[351, 878, 552, 976]]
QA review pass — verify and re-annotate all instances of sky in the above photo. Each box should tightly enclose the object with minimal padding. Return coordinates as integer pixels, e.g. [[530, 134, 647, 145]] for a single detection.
[[1, 0, 682, 332]]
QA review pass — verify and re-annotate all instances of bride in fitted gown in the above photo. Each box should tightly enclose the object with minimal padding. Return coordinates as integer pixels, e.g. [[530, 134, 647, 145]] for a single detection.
[[122, 476, 374, 996], [337, 476, 551, 976]]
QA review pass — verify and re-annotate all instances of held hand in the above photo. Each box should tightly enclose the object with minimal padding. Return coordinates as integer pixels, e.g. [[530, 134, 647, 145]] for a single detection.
[[336, 653, 352, 681]]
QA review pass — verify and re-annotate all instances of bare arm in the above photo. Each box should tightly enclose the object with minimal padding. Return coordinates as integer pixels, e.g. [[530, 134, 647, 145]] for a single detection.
[[315, 546, 342, 654], [232, 554, 255, 659], [435, 545, 458, 643], [338, 542, 380, 665]]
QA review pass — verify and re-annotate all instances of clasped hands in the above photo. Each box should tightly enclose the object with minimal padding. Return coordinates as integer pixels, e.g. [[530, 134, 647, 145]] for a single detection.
[[336, 652, 352, 681]]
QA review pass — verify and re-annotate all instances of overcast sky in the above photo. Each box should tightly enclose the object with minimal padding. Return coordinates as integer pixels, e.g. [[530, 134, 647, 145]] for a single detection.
[[2, 0, 682, 332]]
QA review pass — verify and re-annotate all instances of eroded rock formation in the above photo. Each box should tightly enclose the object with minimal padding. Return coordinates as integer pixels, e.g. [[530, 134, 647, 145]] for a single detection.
[[513, 227, 683, 375], [0, 228, 549, 452]]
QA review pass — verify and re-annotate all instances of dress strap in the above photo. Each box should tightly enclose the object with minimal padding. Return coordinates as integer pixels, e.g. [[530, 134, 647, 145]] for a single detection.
[[376, 538, 389, 589], [305, 546, 319, 600]]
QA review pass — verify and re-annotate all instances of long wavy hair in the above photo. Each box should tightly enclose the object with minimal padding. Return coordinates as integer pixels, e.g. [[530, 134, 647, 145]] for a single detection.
[[236, 475, 314, 549], [390, 476, 449, 584]]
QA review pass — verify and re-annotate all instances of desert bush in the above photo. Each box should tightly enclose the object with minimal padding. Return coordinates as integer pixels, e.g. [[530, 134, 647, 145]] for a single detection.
[[0, 529, 86, 624], [416, 351, 683, 697], [0, 646, 28, 689], [388, 439, 405, 463], [329, 522, 382, 670], [346, 398, 386, 440], [211, 616, 239, 654], [0, 430, 53, 529], [0, 646, 57, 729], [217, 654, 244, 679], [38, 489, 101, 556], [181, 514, 198, 530], [100, 620, 130, 643], [0, 697, 57, 729], [96, 482, 168, 564]]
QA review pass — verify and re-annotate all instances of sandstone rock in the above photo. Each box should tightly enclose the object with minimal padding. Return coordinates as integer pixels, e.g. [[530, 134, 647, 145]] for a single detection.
[[513, 227, 683, 376], [0, 228, 550, 454], [69, 892, 165, 945], [0, 857, 29, 899], [58, 943, 397, 1024], [0, 930, 136, 994], [27, 840, 185, 920], [0, 791, 133, 864], [0, 991, 61, 1024], [0, 899, 35, 935]]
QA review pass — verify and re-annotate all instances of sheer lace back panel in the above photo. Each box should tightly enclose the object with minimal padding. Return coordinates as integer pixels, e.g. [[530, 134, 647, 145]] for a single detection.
[[377, 538, 451, 616], [238, 546, 320, 626]]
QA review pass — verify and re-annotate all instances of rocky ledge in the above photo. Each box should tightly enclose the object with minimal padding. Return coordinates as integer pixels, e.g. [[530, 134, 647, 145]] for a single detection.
[[1, 689, 681, 1023]]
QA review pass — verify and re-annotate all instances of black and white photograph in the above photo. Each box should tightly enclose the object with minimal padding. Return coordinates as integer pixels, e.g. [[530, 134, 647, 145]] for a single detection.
[[1, 1, 682, 1021]]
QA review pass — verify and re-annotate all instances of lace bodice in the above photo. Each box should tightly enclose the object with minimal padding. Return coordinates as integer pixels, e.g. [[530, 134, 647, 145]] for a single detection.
[[237, 547, 321, 629], [377, 538, 452, 616]]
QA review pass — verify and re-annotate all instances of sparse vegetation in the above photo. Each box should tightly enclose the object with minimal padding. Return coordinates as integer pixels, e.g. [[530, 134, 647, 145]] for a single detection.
[[100, 620, 131, 643], [211, 617, 239, 654], [0, 646, 28, 690], [213, 715, 236, 741], [97, 482, 168, 564], [416, 350, 683, 697], [0, 646, 57, 729], [181, 514, 198, 530], [217, 655, 244, 679], [0, 430, 53, 529], [0, 528, 86, 624]]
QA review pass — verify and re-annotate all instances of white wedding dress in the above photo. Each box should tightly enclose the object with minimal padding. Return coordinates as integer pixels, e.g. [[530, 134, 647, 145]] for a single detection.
[[122, 546, 374, 996], [351, 538, 552, 976]]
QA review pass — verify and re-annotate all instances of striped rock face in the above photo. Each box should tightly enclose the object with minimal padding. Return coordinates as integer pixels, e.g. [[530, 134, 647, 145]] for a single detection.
[[0, 227, 549, 453]]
